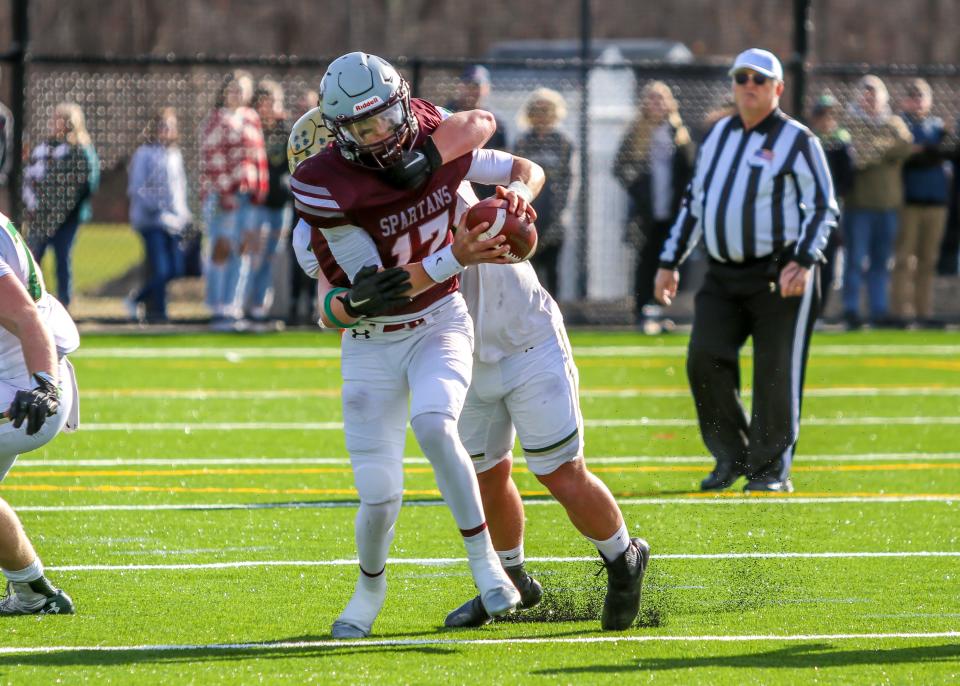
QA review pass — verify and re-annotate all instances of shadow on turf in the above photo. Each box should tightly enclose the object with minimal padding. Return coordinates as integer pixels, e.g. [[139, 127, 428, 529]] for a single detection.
[[0, 642, 456, 668], [531, 643, 960, 675]]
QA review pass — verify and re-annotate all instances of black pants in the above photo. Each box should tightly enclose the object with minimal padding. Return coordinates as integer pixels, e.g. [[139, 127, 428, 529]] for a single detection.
[[531, 241, 562, 298], [819, 228, 841, 314], [633, 220, 673, 319], [687, 258, 820, 481]]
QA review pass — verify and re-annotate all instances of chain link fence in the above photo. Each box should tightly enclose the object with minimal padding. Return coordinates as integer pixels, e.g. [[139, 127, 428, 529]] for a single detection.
[[5, 55, 960, 324]]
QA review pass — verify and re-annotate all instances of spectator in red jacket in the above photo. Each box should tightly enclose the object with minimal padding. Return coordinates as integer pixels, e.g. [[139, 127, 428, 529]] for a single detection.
[[199, 69, 268, 331]]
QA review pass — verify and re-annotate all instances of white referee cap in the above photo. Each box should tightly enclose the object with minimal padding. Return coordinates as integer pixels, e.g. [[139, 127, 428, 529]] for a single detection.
[[729, 48, 784, 81]]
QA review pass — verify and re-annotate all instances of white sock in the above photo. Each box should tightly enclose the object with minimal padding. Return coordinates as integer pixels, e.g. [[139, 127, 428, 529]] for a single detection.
[[3, 557, 43, 583], [337, 570, 387, 632], [497, 544, 524, 569], [464, 528, 511, 586], [587, 523, 630, 562], [3, 558, 46, 605], [463, 528, 497, 565], [411, 413, 485, 529]]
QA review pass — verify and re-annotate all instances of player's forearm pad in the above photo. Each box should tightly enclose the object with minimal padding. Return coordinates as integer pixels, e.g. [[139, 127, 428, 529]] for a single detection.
[[422, 244, 465, 283]]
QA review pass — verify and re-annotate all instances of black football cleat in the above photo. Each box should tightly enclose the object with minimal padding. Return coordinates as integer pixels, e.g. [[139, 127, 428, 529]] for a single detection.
[[0, 578, 75, 616], [700, 463, 742, 491], [444, 566, 543, 628], [744, 477, 794, 493], [601, 537, 650, 631]]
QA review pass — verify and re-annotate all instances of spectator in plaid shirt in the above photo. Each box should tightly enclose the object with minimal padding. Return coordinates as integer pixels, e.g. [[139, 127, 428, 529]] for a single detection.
[[199, 69, 268, 331]]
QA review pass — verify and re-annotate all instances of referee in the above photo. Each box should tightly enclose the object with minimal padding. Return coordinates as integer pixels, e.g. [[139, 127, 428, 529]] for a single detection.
[[654, 48, 839, 493]]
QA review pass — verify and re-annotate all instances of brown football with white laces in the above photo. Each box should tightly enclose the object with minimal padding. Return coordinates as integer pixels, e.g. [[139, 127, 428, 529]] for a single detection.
[[464, 197, 538, 263]]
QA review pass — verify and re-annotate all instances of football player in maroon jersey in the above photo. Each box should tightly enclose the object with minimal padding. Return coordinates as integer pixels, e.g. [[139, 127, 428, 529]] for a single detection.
[[290, 68, 650, 633], [292, 52, 545, 638]]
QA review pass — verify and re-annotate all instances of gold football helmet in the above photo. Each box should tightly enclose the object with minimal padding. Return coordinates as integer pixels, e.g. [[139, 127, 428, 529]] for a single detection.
[[287, 105, 334, 174]]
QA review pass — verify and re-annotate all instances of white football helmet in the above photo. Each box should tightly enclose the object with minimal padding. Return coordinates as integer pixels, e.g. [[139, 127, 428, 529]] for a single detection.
[[319, 52, 418, 169]]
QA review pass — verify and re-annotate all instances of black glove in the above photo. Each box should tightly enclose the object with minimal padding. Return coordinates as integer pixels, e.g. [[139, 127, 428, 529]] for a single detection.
[[340, 265, 413, 318], [379, 136, 443, 190], [8, 373, 60, 436]]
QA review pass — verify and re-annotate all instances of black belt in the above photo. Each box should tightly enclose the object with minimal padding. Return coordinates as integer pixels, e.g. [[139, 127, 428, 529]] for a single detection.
[[707, 253, 778, 269]]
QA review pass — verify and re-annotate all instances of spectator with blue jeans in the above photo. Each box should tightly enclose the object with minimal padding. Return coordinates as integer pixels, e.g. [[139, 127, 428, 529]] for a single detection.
[[22, 103, 99, 310], [127, 108, 192, 322], [892, 79, 951, 328], [246, 79, 291, 326], [842, 76, 913, 330]]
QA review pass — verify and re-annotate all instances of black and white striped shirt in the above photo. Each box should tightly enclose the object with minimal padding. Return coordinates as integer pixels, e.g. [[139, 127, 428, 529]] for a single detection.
[[659, 108, 839, 269]]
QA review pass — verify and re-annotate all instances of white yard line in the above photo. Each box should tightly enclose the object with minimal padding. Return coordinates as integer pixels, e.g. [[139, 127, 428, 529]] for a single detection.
[[71, 344, 960, 359], [43, 551, 960, 573], [1, 631, 957, 655], [73, 416, 960, 430], [16, 494, 958, 513], [78, 386, 960, 400], [16, 452, 960, 467]]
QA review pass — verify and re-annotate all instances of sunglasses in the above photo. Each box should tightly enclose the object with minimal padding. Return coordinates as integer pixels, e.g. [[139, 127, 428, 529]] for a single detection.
[[734, 72, 768, 86]]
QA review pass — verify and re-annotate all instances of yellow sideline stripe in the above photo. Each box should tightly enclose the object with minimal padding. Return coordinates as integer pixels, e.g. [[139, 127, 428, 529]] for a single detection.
[[2, 483, 959, 500], [7, 463, 960, 479]]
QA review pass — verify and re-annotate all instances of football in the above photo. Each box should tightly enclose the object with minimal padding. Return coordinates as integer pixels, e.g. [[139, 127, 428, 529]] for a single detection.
[[464, 197, 538, 263]]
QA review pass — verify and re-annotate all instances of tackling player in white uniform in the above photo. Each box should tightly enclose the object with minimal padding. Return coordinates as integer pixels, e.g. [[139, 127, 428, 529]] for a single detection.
[[0, 214, 79, 615], [446, 184, 650, 631], [290, 102, 651, 632]]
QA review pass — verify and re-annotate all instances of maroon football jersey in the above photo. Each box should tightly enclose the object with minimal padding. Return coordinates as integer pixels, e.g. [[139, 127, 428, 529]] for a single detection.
[[291, 99, 473, 316], [310, 228, 349, 289]]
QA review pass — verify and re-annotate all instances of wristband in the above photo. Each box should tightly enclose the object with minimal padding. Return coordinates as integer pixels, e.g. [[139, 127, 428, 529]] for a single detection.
[[422, 136, 443, 171], [421, 244, 465, 283], [32, 371, 61, 397], [323, 287, 357, 329], [506, 180, 534, 204]]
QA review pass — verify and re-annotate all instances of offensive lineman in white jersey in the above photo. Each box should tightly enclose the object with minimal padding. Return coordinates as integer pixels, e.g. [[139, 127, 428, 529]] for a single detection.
[[0, 214, 79, 615], [289, 107, 651, 632], [445, 184, 650, 631]]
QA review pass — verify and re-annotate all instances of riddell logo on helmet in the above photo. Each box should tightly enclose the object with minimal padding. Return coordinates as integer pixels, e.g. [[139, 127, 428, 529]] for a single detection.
[[353, 96, 383, 114]]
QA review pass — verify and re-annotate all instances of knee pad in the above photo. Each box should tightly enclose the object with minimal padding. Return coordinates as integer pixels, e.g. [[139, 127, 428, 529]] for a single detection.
[[357, 496, 402, 533], [352, 461, 403, 505], [410, 412, 458, 459]]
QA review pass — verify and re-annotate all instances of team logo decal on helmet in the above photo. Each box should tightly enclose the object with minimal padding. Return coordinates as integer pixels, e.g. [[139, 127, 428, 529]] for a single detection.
[[319, 52, 419, 169], [287, 105, 334, 174]]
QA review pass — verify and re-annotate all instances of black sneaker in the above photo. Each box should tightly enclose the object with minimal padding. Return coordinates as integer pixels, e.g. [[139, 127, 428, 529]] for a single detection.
[[0, 578, 75, 616], [843, 312, 863, 331], [601, 537, 650, 631], [444, 565, 543, 628], [700, 463, 742, 491]]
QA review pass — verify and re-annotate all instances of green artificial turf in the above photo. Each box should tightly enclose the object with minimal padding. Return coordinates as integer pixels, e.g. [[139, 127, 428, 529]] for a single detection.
[[0, 330, 957, 685], [38, 223, 143, 296]]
